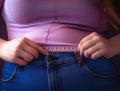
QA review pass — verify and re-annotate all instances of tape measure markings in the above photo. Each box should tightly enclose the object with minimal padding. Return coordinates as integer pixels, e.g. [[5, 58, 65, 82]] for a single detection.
[[43, 45, 78, 52]]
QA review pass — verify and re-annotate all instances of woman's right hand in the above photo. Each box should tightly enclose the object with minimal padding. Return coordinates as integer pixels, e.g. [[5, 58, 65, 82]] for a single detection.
[[0, 37, 48, 66]]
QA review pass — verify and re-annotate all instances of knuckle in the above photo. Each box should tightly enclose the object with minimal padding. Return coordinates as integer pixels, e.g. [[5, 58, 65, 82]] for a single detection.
[[19, 37, 27, 43], [21, 37, 27, 40], [9, 57, 17, 63], [94, 36, 100, 41], [92, 32, 98, 36], [95, 35, 100, 39], [25, 55, 33, 62]]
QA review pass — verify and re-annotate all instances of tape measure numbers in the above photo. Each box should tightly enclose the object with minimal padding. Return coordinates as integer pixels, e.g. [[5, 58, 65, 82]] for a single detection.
[[43, 45, 78, 52]]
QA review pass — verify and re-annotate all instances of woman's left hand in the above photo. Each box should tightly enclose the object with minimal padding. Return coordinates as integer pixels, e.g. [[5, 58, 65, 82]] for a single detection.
[[78, 32, 118, 59]]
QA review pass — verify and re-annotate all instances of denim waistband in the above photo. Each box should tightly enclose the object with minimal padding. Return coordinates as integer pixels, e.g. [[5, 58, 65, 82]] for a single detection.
[[46, 52, 116, 77], [1, 52, 117, 82]]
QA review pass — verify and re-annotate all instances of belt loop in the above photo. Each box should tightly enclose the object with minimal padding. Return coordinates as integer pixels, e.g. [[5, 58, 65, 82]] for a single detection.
[[75, 52, 85, 67], [47, 53, 58, 62], [46, 53, 59, 69]]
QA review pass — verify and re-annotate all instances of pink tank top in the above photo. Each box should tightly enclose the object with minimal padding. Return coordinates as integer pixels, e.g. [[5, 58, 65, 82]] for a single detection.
[[1, 0, 109, 46]]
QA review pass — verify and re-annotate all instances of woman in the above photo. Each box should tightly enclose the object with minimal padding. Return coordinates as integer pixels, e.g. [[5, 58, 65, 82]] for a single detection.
[[0, 0, 120, 91]]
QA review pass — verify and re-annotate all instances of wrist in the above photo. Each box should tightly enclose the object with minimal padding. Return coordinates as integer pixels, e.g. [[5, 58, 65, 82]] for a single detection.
[[0, 38, 7, 58], [109, 34, 120, 56]]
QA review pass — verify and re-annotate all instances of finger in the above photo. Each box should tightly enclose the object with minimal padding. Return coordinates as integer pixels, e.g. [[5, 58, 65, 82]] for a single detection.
[[78, 32, 96, 52], [84, 44, 100, 58], [14, 58, 27, 66], [17, 50, 34, 62], [91, 50, 104, 60], [22, 43, 39, 58], [80, 32, 97, 45], [25, 38, 48, 55], [79, 38, 97, 56]]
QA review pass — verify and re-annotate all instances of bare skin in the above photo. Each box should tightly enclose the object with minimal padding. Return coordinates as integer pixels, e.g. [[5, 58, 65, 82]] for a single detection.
[[78, 32, 120, 59], [0, 37, 48, 66]]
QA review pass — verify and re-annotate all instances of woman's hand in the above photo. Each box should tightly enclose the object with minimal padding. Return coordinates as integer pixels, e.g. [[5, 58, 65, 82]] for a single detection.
[[0, 37, 48, 66], [78, 32, 120, 59]]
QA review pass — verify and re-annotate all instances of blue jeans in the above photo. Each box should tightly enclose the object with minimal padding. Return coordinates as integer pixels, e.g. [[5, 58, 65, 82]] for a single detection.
[[1, 52, 120, 91]]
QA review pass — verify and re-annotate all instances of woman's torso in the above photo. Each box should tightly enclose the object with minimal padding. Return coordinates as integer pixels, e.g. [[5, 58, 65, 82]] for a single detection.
[[2, 0, 109, 45]]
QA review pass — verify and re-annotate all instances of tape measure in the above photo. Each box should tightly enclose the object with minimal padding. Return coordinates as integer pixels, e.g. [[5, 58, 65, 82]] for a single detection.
[[43, 45, 78, 52]]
